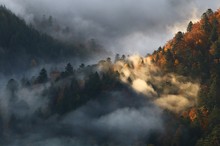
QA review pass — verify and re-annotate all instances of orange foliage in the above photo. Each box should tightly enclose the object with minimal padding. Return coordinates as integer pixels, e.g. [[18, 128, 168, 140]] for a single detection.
[[164, 40, 173, 51], [152, 8, 220, 73], [174, 59, 179, 66], [189, 108, 197, 122]]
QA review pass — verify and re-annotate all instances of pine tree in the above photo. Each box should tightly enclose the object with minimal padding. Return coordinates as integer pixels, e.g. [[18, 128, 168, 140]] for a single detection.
[[165, 49, 174, 70], [206, 8, 213, 16], [201, 13, 211, 32], [37, 68, 48, 84], [65, 63, 73, 76], [175, 31, 183, 41], [210, 19, 218, 42], [187, 21, 193, 32], [6, 79, 19, 99]]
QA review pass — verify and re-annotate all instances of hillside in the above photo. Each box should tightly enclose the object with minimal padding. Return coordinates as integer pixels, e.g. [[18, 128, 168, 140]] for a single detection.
[[151, 9, 220, 78], [151, 8, 220, 145], [0, 6, 104, 74], [0, 6, 220, 146]]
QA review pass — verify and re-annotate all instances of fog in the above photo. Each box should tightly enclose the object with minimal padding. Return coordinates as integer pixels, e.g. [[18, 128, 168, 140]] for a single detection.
[[0, 0, 215, 145], [0, 77, 163, 146], [0, 0, 219, 55], [113, 55, 200, 113]]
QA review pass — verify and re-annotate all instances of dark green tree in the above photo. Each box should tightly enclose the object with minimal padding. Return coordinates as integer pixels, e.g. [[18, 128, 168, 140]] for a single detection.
[[37, 68, 48, 84], [165, 49, 174, 70], [106, 57, 112, 64], [6, 79, 19, 99], [187, 21, 193, 32], [79, 63, 85, 68], [210, 20, 218, 42], [121, 54, 126, 60], [201, 13, 211, 32], [206, 8, 213, 16], [175, 31, 183, 41], [65, 63, 73, 75], [114, 54, 120, 62], [84, 72, 101, 96]]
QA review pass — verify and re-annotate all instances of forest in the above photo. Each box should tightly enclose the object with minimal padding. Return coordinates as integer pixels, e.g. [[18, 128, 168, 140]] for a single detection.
[[0, 5, 220, 146], [0, 6, 104, 75]]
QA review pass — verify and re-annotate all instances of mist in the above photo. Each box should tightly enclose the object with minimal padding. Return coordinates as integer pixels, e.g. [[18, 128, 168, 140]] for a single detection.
[[0, 54, 201, 146], [0, 0, 219, 55], [112, 55, 200, 113], [0, 74, 163, 146], [0, 0, 216, 145]]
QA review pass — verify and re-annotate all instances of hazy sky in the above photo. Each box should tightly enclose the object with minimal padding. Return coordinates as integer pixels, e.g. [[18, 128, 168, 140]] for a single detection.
[[0, 0, 219, 56]]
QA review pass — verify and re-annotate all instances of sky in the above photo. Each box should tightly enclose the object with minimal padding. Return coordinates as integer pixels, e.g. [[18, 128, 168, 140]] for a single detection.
[[0, 0, 219, 56]]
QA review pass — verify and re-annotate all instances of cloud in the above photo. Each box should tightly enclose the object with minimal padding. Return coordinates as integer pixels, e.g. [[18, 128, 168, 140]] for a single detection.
[[61, 91, 163, 145], [113, 55, 200, 113], [0, 0, 219, 55], [0, 88, 163, 146], [0, 54, 201, 145], [154, 95, 191, 113], [132, 79, 157, 97]]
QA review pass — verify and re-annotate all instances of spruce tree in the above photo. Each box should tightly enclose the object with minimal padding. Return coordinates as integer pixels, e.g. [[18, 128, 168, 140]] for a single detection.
[[187, 21, 193, 32], [37, 68, 48, 84]]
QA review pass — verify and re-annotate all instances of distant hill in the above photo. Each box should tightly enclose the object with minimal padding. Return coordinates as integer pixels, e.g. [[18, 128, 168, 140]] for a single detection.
[[0, 6, 105, 74]]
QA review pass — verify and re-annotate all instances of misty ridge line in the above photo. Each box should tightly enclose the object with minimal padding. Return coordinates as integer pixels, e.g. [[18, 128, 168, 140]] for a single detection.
[[2, 53, 200, 115], [0, 53, 200, 145], [0, 4, 110, 75]]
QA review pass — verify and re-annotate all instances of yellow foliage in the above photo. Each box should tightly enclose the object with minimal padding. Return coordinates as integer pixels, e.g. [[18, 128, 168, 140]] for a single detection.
[[174, 59, 179, 66]]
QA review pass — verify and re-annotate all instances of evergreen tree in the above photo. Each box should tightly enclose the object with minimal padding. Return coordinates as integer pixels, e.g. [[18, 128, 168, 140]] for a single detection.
[[37, 68, 48, 84], [210, 20, 218, 42], [121, 54, 126, 60], [165, 49, 174, 70], [106, 57, 112, 64], [6, 79, 19, 99], [79, 63, 85, 68], [187, 21, 193, 32], [114, 54, 120, 63], [201, 13, 211, 32], [206, 8, 213, 16], [175, 31, 183, 41], [65, 63, 73, 76]]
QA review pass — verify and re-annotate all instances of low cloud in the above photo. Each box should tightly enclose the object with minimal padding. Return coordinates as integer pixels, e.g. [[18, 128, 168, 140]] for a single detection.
[[112, 55, 200, 113], [0, 0, 219, 55]]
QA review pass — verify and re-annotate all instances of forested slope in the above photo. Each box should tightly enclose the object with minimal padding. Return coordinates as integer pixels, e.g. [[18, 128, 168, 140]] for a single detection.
[[151, 8, 220, 145]]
